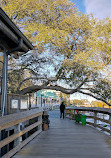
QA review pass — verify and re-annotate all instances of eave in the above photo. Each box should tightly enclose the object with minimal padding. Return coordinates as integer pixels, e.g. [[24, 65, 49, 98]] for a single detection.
[[0, 7, 34, 53]]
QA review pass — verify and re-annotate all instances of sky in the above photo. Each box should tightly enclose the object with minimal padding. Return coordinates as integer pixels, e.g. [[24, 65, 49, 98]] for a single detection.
[[71, 0, 111, 19], [70, 0, 111, 102]]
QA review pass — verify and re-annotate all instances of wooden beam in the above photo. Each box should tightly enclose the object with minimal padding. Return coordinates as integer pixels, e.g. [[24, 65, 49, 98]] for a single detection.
[[2, 129, 42, 158], [0, 120, 42, 149], [0, 109, 43, 130], [0, 20, 28, 52]]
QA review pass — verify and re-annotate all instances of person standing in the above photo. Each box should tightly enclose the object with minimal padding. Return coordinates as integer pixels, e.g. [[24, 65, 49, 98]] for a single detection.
[[60, 101, 65, 119]]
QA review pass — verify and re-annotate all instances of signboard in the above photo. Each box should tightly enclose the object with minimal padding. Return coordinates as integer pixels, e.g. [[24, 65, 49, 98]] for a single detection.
[[20, 99, 28, 109], [11, 99, 18, 109]]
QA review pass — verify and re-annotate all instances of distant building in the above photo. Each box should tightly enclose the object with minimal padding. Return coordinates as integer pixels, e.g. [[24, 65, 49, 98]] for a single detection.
[[30, 90, 60, 108]]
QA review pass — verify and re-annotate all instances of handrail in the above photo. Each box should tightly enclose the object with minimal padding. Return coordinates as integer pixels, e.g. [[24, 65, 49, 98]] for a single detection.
[[0, 108, 43, 158], [66, 107, 111, 114], [0, 108, 43, 130], [65, 107, 111, 135]]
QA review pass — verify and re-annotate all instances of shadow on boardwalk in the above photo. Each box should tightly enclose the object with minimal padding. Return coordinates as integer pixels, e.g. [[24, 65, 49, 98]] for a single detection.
[[13, 110, 111, 158]]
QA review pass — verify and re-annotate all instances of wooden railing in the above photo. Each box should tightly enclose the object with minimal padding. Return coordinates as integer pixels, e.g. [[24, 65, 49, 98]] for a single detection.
[[65, 107, 111, 135], [0, 108, 43, 158]]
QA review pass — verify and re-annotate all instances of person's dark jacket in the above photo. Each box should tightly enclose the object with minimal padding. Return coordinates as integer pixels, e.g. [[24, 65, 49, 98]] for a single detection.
[[60, 102, 65, 112]]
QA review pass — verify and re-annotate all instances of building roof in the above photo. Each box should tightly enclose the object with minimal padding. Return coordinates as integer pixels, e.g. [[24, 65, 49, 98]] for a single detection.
[[37, 90, 59, 98], [0, 7, 34, 53]]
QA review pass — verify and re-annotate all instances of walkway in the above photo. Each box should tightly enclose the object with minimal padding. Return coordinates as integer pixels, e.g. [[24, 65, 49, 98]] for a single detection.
[[13, 110, 111, 158]]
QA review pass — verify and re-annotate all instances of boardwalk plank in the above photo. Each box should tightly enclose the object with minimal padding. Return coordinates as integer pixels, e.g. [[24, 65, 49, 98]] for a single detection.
[[13, 110, 111, 158]]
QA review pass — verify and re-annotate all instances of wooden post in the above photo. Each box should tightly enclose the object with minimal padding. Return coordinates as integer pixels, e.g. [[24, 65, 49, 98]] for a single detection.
[[73, 110, 75, 120], [109, 115, 111, 135], [0, 131, 1, 157], [36, 92, 37, 107], [69, 110, 71, 119], [38, 115, 42, 130], [94, 111, 97, 127], [14, 123, 22, 147], [29, 94, 31, 109]]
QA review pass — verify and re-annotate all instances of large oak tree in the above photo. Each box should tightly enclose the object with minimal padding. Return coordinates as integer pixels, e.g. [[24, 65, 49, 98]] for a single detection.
[[1, 0, 111, 105]]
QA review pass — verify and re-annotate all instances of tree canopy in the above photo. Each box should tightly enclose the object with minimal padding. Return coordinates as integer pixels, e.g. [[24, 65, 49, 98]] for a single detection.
[[1, 0, 111, 106]]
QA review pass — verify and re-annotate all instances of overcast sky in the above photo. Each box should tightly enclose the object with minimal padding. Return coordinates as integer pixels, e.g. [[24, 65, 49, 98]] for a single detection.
[[84, 0, 111, 19], [72, 0, 111, 19]]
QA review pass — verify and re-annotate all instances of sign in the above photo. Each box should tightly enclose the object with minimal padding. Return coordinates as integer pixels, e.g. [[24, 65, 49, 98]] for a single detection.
[[11, 99, 18, 109], [20, 99, 28, 109]]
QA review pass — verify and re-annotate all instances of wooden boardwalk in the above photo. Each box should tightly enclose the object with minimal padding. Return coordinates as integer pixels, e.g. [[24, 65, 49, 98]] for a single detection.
[[13, 110, 111, 158]]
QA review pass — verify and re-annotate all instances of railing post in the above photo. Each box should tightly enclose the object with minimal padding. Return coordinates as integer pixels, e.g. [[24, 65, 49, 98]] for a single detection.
[[14, 123, 22, 147], [94, 111, 97, 127], [69, 110, 71, 119], [0, 131, 1, 157], [109, 115, 111, 135], [73, 110, 75, 120], [38, 115, 42, 130]]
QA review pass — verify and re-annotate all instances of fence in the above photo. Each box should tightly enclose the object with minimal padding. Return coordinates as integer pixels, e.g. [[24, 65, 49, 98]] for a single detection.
[[0, 108, 43, 158], [65, 107, 111, 134]]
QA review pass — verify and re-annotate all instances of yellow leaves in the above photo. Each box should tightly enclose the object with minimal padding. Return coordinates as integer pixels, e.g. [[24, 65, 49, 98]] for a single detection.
[[91, 101, 108, 108], [74, 51, 103, 69], [79, 17, 111, 70], [1, 0, 75, 45], [1, 0, 111, 72]]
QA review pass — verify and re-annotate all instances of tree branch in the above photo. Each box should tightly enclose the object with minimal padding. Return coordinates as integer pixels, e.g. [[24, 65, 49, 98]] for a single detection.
[[17, 77, 58, 93], [18, 82, 111, 106], [75, 73, 91, 90], [19, 85, 77, 95]]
